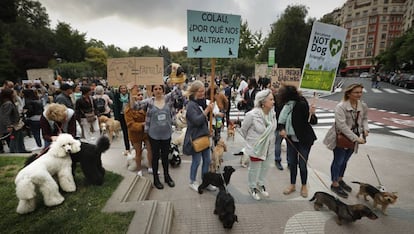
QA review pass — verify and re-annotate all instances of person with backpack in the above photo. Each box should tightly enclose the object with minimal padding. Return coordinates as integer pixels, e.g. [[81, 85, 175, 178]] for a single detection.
[[243, 78, 260, 113], [93, 85, 113, 117]]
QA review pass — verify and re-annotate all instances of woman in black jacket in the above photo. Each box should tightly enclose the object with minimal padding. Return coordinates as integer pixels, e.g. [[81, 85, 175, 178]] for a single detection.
[[23, 89, 44, 150], [113, 85, 130, 155], [278, 85, 317, 198]]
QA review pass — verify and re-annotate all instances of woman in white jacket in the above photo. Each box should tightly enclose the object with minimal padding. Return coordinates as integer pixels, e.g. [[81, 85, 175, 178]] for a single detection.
[[240, 89, 277, 201]]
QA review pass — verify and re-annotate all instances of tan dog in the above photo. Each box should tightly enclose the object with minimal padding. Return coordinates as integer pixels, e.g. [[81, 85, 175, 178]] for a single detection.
[[210, 139, 227, 173], [352, 181, 398, 215], [98, 116, 121, 142], [227, 122, 235, 141], [175, 109, 187, 131]]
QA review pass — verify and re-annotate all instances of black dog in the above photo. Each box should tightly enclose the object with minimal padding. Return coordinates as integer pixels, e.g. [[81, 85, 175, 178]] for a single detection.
[[214, 190, 238, 229], [168, 143, 181, 168], [70, 136, 110, 185], [198, 166, 235, 194], [193, 45, 202, 53], [310, 191, 378, 225]]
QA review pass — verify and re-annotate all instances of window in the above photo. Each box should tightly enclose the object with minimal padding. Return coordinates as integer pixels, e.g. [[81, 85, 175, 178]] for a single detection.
[[358, 44, 364, 49], [352, 28, 358, 34], [350, 60, 355, 66], [350, 52, 355, 58], [367, 42, 373, 49], [383, 7, 388, 13], [382, 24, 388, 31], [368, 36, 374, 41], [360, 27, 366, 33], [380, 42, 385, 48], [366, 51, 372, 57], [357, 60, 362, 65], [357, 52, 363, 57], [351, 45, 357, 50], [381, 33, 387, 40], [351, 36, 358, 43], [359, 36, 365, 42], [384, 0, 388, 3], [369, 17, 377, 24]]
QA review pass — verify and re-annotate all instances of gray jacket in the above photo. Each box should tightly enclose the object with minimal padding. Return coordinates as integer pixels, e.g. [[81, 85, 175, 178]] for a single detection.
[[0, 101, 20, 134], [240, 107, 277, 160], [323, 100, 369, 151]]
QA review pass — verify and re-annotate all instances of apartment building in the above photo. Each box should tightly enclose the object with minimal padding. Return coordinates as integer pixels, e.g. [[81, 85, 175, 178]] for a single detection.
[[331, 0, 411, 75]]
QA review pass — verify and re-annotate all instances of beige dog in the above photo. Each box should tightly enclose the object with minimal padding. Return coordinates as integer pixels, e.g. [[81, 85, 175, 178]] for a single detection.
[[227, 122, 236, 141], [175, 108, 187, 131], [210, 139, 227, 173], [99, 116, 121, 142]]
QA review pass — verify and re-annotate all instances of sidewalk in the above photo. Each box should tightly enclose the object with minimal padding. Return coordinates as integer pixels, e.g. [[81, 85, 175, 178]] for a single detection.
[[21, 128, 414, 233]]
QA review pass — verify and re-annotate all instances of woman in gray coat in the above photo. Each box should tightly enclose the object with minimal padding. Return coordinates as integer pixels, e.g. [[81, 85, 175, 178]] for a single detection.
[[323, 83, 369, 198], [240, 89, 277, 200]]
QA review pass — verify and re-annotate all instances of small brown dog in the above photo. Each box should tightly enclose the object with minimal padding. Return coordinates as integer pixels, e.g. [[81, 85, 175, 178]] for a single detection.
[[210, 139, 227, 172], [310, 191, 378, 225], [227, 122, 235, 141], [352, 181, 398, 215], [99, 116, 121, 143]]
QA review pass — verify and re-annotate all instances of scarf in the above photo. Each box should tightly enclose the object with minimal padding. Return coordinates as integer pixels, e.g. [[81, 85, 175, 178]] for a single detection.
[[192, 98, 207, 110], [119, 93, 129, 103], [253, 109, 274, 157], [279, 100, 296, 136]]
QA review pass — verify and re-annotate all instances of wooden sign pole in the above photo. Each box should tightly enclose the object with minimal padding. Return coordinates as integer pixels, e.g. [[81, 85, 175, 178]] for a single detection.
[[209, 58, 216, 132]]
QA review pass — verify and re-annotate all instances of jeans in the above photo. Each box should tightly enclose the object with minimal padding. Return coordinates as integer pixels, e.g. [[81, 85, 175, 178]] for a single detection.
[[190, 147, 211, 183], [248, 153, 273, 189], [29, 120, 42, 147], [274, 132, 285, 162], [330, 147, 354, 182], [286, 140, 311, 185]]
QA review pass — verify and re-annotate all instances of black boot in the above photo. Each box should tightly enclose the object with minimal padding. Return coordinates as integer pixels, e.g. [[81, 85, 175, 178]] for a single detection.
[[153, 176, 164, 189], [165, 174, 175, 187], [275, 161, 283, 170]]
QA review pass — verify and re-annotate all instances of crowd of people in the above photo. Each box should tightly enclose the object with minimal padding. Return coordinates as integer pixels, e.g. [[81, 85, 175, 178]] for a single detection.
[[0, 73, 368, 199]]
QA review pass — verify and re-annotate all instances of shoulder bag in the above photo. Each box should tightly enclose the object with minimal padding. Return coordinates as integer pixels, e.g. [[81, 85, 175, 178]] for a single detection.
[[191, 135, 210, 153], [336, 111, 359, 149]]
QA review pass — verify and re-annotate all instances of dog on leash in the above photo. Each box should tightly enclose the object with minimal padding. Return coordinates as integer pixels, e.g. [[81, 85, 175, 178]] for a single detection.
[[168, 143, 181, 167], [99, 116, 121, 142], [198, 166, 235, 194], [126, 148, 149, 171], [15, 134, 81, 214], [227, 122, 235, 141], [175, 109, 187, 130], [214, 190, 238, 229], [352, 181, 398, 215], [210, 139, 226, 172], [310, 191, 378, 225]]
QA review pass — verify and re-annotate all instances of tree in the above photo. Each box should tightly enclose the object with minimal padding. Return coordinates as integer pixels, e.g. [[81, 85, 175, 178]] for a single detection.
[[54, 22, 87, 62], [105, 44, 128, 58], [85, 47, 107, 77], [258, 5, 313, 68], [238, 21, 263, 60], [16, 0, 50, 28], [0, 33, 17, 83], [0, 0, 18, 23], [128, 45, 158, 57]]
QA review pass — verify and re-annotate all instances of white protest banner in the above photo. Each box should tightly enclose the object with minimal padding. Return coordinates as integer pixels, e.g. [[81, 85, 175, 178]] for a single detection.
[[27, 68, 54, 84], [300, 22, 347, 93], [270, 68, 301, 89], [107, 57, 163, 86], [255, 63, 269, 78], [187, 10, 241, 58]]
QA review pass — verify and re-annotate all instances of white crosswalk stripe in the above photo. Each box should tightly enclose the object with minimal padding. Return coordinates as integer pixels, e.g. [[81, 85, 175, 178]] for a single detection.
[[334, 87, 412, 94], [382, 88, 398, 93]]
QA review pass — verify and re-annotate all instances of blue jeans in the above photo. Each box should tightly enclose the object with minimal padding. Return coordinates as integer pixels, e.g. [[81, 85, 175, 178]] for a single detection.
[[274, 132, 285, 162], [29, 120, 42, 147], [330, 147, 354, 182], [190, 147, 211, 183], [286, 140, 311, 185]]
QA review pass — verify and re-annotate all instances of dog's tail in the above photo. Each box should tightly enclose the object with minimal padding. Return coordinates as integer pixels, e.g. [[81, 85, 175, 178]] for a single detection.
[[309, 192, 318, 202], [96, 136, 111, 154], [351, 181, 362, 185]]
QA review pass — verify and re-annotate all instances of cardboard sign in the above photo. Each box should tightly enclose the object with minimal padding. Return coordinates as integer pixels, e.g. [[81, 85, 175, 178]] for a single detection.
[[300, 22, 347, 93], [26, 68, 54, 84], [187, 10, 241, 58], [255, 63, 270, 78], [107, 57, 164, 86], [270, 68, 301, 89]]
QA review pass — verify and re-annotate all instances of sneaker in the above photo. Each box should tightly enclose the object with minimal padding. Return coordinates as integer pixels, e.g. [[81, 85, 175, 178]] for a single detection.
[[275, 161, 283, 170], [331, 185, 348, 198], [339, 180, 352, 192], [249, 188, 261, 200], [206, 185, 217, 191], [258, 185, 269, 197], [189, 182, 199, 192], [30, 146, 42, 151], [136, 170, 143, 177], [148, 168, 160, 175]]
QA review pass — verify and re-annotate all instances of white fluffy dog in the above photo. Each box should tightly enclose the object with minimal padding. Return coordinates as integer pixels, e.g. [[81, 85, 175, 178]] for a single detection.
[[14, 133, 81, 214], [126, 148, 149, 171]]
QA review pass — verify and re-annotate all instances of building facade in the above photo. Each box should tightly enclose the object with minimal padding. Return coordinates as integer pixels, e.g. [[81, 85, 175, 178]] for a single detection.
[[332, 0, 412, 75]]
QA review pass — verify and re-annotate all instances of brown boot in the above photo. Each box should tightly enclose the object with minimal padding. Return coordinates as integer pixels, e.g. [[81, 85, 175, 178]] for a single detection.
[[300, 185, 308, 198], [283, 185, 296, 195]]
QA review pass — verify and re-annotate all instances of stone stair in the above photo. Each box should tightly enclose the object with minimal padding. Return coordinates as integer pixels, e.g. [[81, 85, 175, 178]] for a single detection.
[[102, 175, 174, 234]]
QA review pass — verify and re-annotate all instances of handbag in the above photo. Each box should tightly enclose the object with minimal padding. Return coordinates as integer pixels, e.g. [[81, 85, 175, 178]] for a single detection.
[[191, 135, 210, 152], [336, 132, 355, 149], [13, 119, 25, 131], [84, 112, 97, 123]]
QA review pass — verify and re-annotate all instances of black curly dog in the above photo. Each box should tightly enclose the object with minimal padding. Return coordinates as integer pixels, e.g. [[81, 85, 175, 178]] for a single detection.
[[198, 165, 235, 194], [214, 190, 238, 229], [25, 136, 110, 185]]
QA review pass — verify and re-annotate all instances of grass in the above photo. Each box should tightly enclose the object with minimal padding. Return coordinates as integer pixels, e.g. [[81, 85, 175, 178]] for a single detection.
[[0, 156, 134, 233]]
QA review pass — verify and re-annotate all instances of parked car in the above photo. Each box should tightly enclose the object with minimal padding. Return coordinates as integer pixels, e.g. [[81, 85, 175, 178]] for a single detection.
[[390, 73, 404, 85], [398, 74, 414, 88], [359, 72, 371, 78]]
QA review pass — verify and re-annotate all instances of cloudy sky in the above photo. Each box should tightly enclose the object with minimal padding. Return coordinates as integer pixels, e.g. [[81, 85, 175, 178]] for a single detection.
[[38, 0, 346, 51]]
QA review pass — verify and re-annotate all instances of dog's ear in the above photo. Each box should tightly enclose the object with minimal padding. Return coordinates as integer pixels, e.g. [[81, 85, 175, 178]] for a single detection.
[[71, 139, 81, 153]]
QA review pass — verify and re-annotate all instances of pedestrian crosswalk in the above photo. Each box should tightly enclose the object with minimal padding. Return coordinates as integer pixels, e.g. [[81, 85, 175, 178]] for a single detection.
[[228, 104, 414, 139], [334, 87, 414, 94]]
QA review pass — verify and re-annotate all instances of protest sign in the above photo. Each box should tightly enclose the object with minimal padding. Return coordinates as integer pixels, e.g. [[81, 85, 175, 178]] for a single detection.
[[107, 57, 163, 86], [27, 68, 54, 84], [187, 10, 241, 58], [270, 68, 301, 89], [300, 22, 347, 93]]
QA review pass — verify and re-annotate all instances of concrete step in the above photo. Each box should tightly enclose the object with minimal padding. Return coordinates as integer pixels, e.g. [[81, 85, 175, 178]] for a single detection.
[[127, 200, 174, 234]]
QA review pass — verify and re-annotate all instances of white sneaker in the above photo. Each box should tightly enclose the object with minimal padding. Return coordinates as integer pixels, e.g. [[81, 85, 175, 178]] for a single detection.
[[148, 168, 160, 175], [136, 170, 143, 177], [206, 185, 217, 191], [249, 187, 261, 200], [30, 146, 42, 151], [189, 182, 199, 192], [258, 185, 269, 197]]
